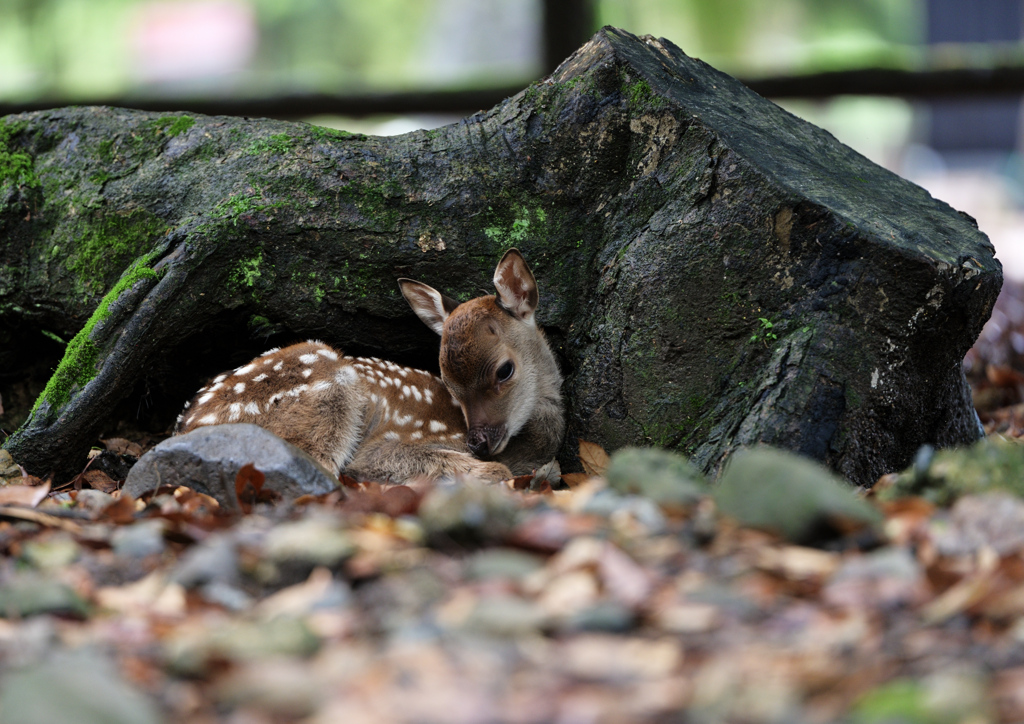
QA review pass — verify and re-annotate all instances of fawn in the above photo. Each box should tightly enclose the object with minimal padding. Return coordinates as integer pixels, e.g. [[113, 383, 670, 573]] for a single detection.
[[175, 249, 565, 483]]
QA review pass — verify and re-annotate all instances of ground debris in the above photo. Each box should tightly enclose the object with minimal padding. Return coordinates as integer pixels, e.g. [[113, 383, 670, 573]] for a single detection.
[[2, 420, 1024, 721]]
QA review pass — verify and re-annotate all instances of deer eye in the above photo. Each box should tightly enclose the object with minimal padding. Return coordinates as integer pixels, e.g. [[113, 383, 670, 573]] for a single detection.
[[496, 361, 515, 383]]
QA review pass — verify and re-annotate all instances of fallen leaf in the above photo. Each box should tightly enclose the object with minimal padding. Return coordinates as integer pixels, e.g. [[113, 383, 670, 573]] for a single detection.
[[560, 472, 591, 488], [81, 469, 119, 493], [578, 439, 610, 477], [100, 494, 137, 525], [235, 463, 279, 512], [0, 480, 50, 508], [100, 437, 144, 458], [987, 364, 1024, 387]]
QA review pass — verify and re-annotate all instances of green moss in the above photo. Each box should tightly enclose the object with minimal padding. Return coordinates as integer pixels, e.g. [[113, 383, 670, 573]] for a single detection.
[[215, 192, 285, 226], [66, 209, 168, 286], [247, 133, 294, 156], [97, 139, 115, 164], [231, 251, 264, 289], [338, 179, 404, 231], [483, 203, 549, 251], [33, 255, 162, 414], [166, 116, 195, 138], [308, 125, 364, 142], [148, 115, 195, 138], [624, 76, 667, 111], [0, 120, 40, 191]]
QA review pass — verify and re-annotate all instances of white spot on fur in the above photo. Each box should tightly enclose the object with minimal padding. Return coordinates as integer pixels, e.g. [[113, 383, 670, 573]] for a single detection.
[[429, 420, 447, 433], [317, 348, 338, 361], [267, 392, 284, 408], [398, 368, 408, 377], [183, 401, 191, 409], [370, 393, 379, 403], [393, 412, 413, 426], [273, 362, 284, 372], [299, 353, 318, 365], [234, 382, 246, 394], [253, 373, 268, 382], [401, 385, 410, 398], [213, 374, 227, 384], [311, 380, 331, 392], [335, 367, 357, 385], [209, 382, 224, 392], [410, 431, 423, 440], [198, 414, 218, 425], [423, 388, 433, 405], [243, 402, 260, 415], [410, 386, 423, 402], [414, 420, 424, 428], [378, 378, 388, 388], [260, 347, 280, 357], [198, 392, 214, 405], [228, 403, 242, 422], [286, 384, 309, 397], [384, 431, 400, 441], [302, 368, 313, 378], [235, 364, 256, 376]]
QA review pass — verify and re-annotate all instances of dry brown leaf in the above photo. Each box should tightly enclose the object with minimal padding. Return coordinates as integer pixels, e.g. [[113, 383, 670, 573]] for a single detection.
[[101, 437, 144, 458], [235, 463, 279, 512], [82, 469, 120, 493], [101, 494, 138, 525], [578, 439, 610, 477], [0, 480, 50, 507], [560, 472, 591, 488]]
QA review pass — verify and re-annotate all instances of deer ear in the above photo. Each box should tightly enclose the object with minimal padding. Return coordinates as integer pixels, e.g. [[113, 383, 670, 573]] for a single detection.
[[493, 248, 539, 323], [398, 279, 458, 336]]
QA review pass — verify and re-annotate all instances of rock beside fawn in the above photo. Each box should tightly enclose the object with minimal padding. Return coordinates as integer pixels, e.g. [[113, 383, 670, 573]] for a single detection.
[[175, 250, 565, 483]]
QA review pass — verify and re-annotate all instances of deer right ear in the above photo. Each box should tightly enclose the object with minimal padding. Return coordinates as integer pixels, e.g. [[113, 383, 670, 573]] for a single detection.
[[398, 279, 458, 336]]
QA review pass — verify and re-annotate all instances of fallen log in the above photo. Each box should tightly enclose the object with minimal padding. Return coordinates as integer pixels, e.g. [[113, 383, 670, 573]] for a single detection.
[[0, 27, 1000, 485]]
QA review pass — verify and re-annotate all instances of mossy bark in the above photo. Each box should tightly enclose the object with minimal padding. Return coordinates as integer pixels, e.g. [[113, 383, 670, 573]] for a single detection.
[[0, 28, 1000, 485]]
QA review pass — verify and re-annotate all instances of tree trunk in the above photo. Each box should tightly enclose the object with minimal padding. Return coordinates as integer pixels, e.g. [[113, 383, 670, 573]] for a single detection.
[[0, 27, 1000, 485]]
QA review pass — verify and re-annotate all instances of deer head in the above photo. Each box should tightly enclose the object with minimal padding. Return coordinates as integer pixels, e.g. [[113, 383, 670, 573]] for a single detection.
[[399, 249, 556, 460]]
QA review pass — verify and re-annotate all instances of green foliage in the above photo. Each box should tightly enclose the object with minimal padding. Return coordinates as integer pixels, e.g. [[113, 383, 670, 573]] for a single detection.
[[749, 317, 778, 345], [0, 120, 40, 191], [33, 256, 162, 414]]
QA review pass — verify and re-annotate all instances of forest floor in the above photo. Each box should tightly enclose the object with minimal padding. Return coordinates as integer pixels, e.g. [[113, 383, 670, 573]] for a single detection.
[[2, 285, 1024, 724]]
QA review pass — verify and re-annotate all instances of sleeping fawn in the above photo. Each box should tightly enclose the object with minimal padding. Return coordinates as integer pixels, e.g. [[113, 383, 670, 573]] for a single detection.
[[175, 249, 565, 483]]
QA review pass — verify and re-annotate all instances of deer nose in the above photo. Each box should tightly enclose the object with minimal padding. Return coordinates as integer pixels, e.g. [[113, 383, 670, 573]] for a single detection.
[[467, 428, 490, 456]]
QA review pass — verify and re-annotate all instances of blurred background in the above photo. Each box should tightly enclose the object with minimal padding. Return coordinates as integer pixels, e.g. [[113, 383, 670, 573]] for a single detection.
[[1, 0, 1023, 281]]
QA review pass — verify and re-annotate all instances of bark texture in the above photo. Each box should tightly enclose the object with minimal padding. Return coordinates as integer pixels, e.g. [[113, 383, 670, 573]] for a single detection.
[[0, 28, 1000, 485]]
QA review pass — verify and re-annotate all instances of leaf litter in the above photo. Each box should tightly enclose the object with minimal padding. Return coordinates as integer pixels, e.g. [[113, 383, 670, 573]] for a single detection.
[[2, 287, 1024, 722]]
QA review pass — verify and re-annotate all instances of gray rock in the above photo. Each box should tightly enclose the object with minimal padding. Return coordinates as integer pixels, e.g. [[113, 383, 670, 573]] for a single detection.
[[605, 447, 708, 507], [0, 650, 163, 724], [123, 423, 339, 509], [715, 446, 882, 543]]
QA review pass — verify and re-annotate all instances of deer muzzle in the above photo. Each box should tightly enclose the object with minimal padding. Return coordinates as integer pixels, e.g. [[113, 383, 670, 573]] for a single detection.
[[466, 424, 507, 457]]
